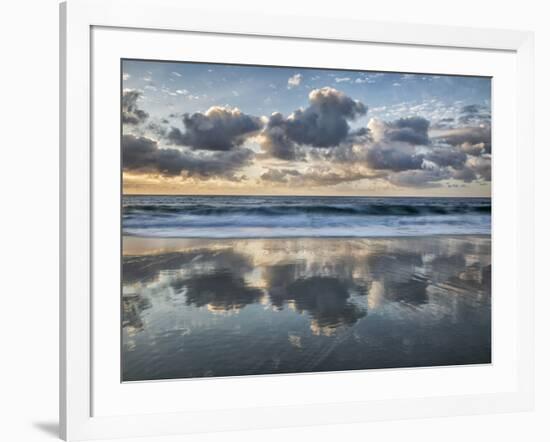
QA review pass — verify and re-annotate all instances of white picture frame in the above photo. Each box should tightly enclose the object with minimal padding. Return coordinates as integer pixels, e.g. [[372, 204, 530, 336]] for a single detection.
[[60, 0, 534, 440]]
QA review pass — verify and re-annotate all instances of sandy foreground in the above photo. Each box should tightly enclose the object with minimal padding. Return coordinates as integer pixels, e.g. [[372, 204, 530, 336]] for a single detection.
[[122, 235, 491, 381]]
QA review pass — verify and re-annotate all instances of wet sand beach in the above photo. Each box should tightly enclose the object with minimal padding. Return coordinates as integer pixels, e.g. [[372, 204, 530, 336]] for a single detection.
[[122, 235, 491, 381]]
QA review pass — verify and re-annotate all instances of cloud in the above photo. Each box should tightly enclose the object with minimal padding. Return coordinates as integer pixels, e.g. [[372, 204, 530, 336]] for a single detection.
[[121, 78, 491, 190], [260, 87, 367, 159], [457, 104, 491, 125], [432, 117, 455, 130], [466, 156, 491, 181], [166, 106, 263, 151], [388, 168, 452, 188], [424, 147, 467, 168], [451, 166, 477, 182], [122, 89, 149, 125], [460, 142, 485, 156], [259, 105, 489, 189], [260, 168, 301, 183], [350, 114, 492, 187], [461, 104, 483, 114], [369, 117, 430, 146], [122, 134, 253, 178], [358, 117, 431, 172], [259, 113, 304, 160], [260, 166, 373, 186], [355, 73, 383, 84], [434, 125, 491, 155], [295, 169, 373, 186], [287, 73, 302, 88], [365, 144, 424, 171], [378, 144, 490, 188]]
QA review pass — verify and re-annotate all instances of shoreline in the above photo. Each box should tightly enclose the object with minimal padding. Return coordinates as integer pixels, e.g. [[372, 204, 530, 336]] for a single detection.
[[122, 233, 491, 256]]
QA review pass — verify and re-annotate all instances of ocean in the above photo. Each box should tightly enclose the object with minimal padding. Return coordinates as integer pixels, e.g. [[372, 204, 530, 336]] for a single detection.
[[122, 195, 491, 238]]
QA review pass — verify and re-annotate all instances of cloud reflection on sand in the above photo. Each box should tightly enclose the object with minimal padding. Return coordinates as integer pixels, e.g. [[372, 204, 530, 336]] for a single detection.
[[122, 236, 491, 380]]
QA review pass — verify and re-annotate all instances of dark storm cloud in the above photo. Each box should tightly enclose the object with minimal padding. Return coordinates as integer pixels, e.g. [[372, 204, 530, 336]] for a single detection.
[[260, 87, 367, 159], [122, 134, 253, 178], [122, 89, 149, 125], [167, 106, 263, 151], [384, 116, 430, 145]]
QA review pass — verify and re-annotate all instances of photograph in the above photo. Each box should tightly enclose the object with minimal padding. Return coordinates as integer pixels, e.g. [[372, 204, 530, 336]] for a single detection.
[[121, 59, 492, 382]]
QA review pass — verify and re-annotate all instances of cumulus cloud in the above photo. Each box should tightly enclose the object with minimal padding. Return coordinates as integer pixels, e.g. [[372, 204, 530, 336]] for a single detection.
[[259, 113, 304, 160], [434, 125, 491, 155], [260, 87, 367, 159], [365, 144, 424, 171], [380, 145, 491, 188], [357, 117, 430, 172], [121, 82, 491, 190], [424, 147, 467, 168], [368, 116, 430, 146], [122, 134, 253, 179], [380, 143, 491, 188], [166, 106, 263, 151], [301, 112, 484, 188], [344, 113, 492, 187], [258, 104, 490, 188], [122, 89, 149, 125], [287, 73, 302, 88]]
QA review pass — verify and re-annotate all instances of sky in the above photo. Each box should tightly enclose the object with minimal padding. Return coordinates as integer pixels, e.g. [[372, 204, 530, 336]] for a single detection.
[[121, 59, 491, 196]]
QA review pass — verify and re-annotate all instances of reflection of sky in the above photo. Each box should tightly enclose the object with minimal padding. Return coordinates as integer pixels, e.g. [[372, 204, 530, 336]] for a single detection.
[[122, 236, 491, 380]]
